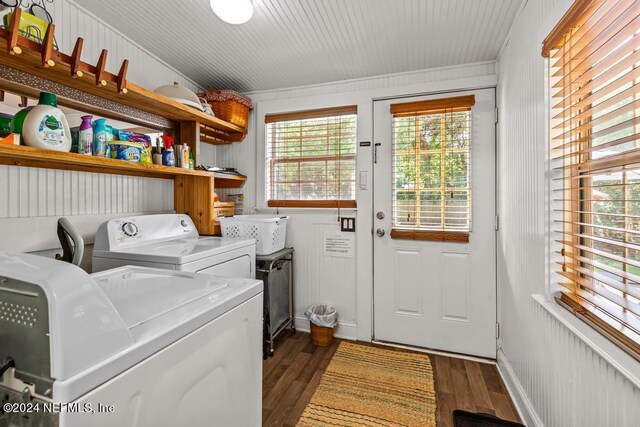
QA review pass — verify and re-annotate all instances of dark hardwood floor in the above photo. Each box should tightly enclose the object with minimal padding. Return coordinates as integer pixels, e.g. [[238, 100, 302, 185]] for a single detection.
[[263, 332, 521, 427]]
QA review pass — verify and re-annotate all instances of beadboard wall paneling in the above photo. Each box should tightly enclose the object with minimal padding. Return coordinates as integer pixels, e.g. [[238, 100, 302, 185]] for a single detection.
[[218, 62, 498, 341], [0, 0, 201, 253], [285, 212, 358, 337], [497, 0, 640, 425]]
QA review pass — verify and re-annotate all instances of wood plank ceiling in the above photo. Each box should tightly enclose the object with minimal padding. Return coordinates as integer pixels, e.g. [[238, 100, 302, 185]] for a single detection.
[[78, 0, 523, 92]]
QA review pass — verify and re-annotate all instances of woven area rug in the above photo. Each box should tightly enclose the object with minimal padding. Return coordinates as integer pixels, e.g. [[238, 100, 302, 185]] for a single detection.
[[296, 341, 436, 427]]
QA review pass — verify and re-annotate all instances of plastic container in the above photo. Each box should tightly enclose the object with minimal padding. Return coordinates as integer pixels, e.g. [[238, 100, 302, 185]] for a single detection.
[[22, 92, 72, 152], [93, 118, 108, 157], [219, 215, 289, 255], [78, 115, 93, 155], [0, 113, 13, 136], [305, 305, 338, 347], [10, 106, 34, 142], [109, 142, 142, 162], [161, 135, 176, 167]]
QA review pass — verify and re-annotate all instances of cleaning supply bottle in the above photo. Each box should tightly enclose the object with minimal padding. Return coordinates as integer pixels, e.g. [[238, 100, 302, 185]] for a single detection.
[[21, 92, 72, 152], [182, 145, 190, 169], [93, 118, 108, 157], [10, 105, 34, 144], [161, 135, 176, 167], [189, 152, 195, 170], [78, 115, 93, 155]]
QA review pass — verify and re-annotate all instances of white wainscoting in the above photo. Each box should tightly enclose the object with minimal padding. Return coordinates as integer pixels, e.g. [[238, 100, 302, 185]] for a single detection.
[[497, 0, 640, 425]]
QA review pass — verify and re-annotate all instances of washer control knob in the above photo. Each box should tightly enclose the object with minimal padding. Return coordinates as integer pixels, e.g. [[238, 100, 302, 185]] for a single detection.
[[122, 222, 138, 237], [180, 220, 188, 227]]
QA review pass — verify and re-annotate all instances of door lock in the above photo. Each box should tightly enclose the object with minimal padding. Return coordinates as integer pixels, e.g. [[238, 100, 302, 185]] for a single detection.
[[376, 228, 385, 237], [376, 211, 385, 220]]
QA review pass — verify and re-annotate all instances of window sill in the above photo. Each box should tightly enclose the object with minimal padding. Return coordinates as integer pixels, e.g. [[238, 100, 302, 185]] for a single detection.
[[532, 293, 640, 389], [267, 200, 357, 209], [255, 206, 358, 214]]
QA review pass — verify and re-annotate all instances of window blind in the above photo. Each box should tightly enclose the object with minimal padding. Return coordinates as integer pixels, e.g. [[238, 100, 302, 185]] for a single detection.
[[265, 106, 357, 208], [389, 95, 474, 243], [544, 0, 640, 359]]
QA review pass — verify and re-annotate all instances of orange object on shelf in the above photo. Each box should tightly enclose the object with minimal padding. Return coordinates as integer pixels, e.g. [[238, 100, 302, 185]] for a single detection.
[[0, 134, 20, 145]]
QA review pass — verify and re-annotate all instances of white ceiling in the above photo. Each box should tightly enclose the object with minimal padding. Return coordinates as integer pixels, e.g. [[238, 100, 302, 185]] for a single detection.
[[79, 0, 522, 93]]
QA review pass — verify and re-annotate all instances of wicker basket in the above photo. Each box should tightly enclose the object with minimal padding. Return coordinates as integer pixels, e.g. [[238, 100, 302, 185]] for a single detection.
[[310, 323, 334, 347], [198, 90, 253, 129]]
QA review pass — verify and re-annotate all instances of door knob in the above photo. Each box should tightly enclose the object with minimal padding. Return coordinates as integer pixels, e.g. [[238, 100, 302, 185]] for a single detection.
[[376, 211, 385, 220], [376, 228, 385, 237]]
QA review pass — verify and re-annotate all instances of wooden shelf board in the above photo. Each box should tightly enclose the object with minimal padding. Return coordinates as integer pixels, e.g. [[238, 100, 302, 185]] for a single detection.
[[0, 44, 247, 142], [199, 124, 245, 145], [0, 144, 212, 179], [212, 173, 247, 188]]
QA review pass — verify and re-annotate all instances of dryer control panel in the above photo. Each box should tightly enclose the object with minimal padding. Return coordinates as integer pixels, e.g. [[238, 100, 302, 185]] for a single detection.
[[94, 214, 199, 250]]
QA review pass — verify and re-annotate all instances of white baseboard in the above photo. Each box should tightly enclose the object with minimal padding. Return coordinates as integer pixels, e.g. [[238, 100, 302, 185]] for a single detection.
[[294, 316, 358, 340], [497, 348, 543, 427]]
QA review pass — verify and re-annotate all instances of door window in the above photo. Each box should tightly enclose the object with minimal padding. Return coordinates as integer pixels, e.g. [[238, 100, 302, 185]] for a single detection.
[[390, 95, 475, 242]]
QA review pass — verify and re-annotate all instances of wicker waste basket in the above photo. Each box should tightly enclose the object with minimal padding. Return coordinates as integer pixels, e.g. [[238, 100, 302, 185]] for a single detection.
[[305, 305, 338, 347]]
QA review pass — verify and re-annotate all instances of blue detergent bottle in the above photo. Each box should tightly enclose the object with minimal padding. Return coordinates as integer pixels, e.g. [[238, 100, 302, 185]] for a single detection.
[[93, 118, 108, 157]]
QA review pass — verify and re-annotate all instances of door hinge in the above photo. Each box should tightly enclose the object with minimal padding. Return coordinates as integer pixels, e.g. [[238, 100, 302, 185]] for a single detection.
[[494, 107, 499, 124], [495, 214, 499, 231], [496, 322, 501, 339], [374, 142, 381, 164]]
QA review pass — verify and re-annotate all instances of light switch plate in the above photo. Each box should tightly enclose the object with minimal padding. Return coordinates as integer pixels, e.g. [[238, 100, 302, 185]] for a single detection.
[[340, 217, 356, 232]]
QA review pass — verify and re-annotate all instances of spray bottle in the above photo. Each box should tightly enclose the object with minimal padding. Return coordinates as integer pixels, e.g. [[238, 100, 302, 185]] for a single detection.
[[161, 135, 176, 167]]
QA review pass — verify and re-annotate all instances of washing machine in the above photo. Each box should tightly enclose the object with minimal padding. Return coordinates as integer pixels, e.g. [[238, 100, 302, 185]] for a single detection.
[[92, 214, 256, 278], [0, 252, 263, 426]]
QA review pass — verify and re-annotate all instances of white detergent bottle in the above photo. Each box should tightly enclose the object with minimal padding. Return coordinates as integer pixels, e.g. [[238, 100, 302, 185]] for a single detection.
[[22, 92, 72, 152]]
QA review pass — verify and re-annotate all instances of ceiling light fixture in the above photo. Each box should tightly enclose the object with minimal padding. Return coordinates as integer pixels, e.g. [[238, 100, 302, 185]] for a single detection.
[[210, 0, 254, 25]]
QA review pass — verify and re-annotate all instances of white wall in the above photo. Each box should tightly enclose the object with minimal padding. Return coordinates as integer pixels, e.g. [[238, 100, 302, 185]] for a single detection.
[[496, 0, 640, 425], [216, 61, 497, 340], [0, 0, 210, 259]]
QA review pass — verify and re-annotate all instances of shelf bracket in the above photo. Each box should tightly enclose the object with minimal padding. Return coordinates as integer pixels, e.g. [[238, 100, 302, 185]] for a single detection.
[[41, 24, 55, 67], [70, 37, 84, 77], [7, 8, 22, 55], [95, 49, 108, 86], [117, 59, 128, 94]]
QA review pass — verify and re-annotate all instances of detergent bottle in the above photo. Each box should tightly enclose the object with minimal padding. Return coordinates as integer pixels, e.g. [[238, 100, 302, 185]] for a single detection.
[[21, 92, 72, 151], [78, 115, 93, 155], [93, 118, 108, 157], [162, 135, 176, 167]]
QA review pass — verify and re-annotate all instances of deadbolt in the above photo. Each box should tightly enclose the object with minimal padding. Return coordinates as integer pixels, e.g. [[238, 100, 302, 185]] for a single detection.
[[376, 211, 385, 220], [376, 228, 385, 237]]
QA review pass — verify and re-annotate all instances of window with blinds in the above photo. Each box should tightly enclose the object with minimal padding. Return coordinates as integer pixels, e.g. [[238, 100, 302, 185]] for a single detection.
[[265, 106, 357, 208], [389, 95, 475, 243], [543, 0, 640, 359]]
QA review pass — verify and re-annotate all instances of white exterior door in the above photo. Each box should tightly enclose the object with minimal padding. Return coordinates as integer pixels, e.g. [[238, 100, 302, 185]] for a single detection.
[[372, 88, 496, 358]]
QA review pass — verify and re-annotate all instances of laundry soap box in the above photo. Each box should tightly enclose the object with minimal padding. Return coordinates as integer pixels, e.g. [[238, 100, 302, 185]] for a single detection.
[[109, 141, 143, 162]]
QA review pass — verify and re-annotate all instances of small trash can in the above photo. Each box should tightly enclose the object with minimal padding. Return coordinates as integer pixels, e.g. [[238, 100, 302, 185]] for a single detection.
[[305, 305, 338, 347]]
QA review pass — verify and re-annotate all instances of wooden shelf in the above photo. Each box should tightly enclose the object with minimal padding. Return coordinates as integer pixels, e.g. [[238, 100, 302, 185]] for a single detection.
[[0, 23, 248, 144], [0, 144, 212, 179], [211, 173, 247, 188], [200, 123, 244, 145], [0, 15, 247, 236]]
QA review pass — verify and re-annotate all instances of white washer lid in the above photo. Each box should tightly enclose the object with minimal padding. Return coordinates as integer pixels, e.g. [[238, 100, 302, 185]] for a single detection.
[[51, 266, 262, 402], [93, 236, 255, 265]]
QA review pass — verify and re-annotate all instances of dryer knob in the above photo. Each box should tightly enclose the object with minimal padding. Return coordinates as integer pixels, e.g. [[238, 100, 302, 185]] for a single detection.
[[122, 222, 138, 237], [180, 220, 188, 227]]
